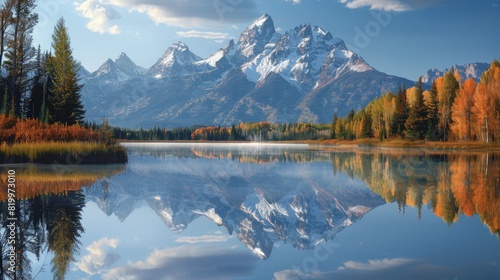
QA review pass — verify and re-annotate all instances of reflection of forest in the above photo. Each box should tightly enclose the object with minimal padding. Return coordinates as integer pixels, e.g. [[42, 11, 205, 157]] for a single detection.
[[330, 152, 500, 238], [135, 145, 500, 237], [0, 164, 124, 279], [0, 165, 125, 201], [128, 144, 331, 164]]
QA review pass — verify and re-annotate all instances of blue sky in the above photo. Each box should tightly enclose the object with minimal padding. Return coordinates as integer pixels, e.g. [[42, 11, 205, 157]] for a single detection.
[[33, 0, 500, 80]]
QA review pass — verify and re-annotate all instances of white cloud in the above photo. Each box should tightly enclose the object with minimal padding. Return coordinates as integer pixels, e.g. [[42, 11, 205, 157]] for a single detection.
[[274, 260, 453, 279], [339, 258, 415, 270], [285, 0, 302, 4], [107, 0, 258, 28], [74, 0, 122, 34], [175, 234, 230, 243], [338, 0, 447, 12], [102, 246, 257, 280], [338, 0, 412, 11], [75, 238, 120, 275], [176, 30, 230, 41]]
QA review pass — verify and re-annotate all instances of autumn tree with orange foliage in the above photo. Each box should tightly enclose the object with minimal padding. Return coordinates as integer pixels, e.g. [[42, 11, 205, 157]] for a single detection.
[[451, 78, 476, 141], [473, 60, 500, 143]]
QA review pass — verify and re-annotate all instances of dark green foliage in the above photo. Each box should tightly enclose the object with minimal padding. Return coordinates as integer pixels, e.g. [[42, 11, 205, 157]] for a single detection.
[[360, 109, 374, 139], [47, 18, 84, 125], [46, 191, 85, 280], [391, 87, 408, 138], [26, 46, 44, 119], [2, 0, 38, 118], [440, 71, 459, 141], [426, 81, 440, 141], [229, 124, 237, 141], [405, 78, 428, 140], [331, 113, 338, 139]]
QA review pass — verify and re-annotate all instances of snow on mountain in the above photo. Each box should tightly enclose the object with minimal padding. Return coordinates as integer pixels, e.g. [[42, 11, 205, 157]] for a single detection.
[[91, 53, 146, 82], [115, 52, 147, 76], [237, 14, 276, 59], [81, 14, 415, 128], [148, 41, 204, 78]]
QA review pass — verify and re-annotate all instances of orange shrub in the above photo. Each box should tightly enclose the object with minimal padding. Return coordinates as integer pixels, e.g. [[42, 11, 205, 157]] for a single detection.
[[0, 115, 99, 143]]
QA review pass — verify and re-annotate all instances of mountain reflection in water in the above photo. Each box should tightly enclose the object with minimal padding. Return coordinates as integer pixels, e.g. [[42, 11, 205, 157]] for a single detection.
[[1, 143, 499, 279]]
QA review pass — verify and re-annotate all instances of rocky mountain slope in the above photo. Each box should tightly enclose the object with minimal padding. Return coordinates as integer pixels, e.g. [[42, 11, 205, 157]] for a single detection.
[[80, 14, 415, 128]]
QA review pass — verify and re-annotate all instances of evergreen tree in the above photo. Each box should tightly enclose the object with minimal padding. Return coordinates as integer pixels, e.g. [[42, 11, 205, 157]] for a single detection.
[[99, 117, 115, 145], [46, 191, 85, 280], [3, 0, 38, 117], [391, 86, 408, 138], [0, 87, 8, 114], [26, 45, 44, 118], [331, 113, 338, 139], [0, 0, 15, 70], [48, 18, 84, 125], [439, 71, 459, 141], [229, 124, 237, 141], [405, 78, 428, 140], [346, 109, 355, 122], [360, 109, 374, 138], [426, 80, 439, 140]]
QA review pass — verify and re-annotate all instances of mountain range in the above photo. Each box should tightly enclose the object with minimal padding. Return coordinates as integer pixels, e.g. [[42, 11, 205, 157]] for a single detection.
[[79, 14, 487, 129], [421, 62, 489, 85]]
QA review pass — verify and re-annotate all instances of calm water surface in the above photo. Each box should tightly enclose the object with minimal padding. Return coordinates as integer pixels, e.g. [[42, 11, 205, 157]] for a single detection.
[[1, 143, 500, 280]]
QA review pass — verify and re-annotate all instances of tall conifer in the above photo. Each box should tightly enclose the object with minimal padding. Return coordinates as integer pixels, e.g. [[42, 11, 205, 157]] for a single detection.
[[48, 18, 84, 125], [405, 78, 428, 140], [391, 86, 408, 138], [426, 81, 439, 140]]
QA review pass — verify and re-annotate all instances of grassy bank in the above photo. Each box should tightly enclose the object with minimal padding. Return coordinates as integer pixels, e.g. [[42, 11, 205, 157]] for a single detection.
[[0, 141, 128, 164]]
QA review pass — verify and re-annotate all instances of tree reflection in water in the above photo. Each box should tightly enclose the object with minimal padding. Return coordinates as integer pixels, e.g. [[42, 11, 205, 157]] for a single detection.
[[328, 152, 500, 237], [0, 165, 124, 280], [1, 147, 499, 279]]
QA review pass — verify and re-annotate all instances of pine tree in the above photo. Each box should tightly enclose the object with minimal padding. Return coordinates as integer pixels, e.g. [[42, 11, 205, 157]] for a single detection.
[[391, 86, 408, 138], [331, 113, 338, 139], [360, 109, 374, 138], [26, 45, 44, 119], [229, 124, 237, 141], [48, 18, 84, 125], [439, 71, 459, 141], [3, 0, 38, 117], [405, 78, 428, 140], [0, 87, 8, 114], [426, 81, 439, 140]]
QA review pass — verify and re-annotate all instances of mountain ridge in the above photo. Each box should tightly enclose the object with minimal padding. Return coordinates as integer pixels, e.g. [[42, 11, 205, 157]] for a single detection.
[[80, 14, 489, 129]]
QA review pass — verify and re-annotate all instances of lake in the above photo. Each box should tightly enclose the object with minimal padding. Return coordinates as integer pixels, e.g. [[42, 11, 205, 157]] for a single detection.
[[1, 143, 499, 280]]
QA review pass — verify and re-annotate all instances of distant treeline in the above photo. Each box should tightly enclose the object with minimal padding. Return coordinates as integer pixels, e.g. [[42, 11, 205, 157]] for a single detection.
[[110, 122, 330, 141]]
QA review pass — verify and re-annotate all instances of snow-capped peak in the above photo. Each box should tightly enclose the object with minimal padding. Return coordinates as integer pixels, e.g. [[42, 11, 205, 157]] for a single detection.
[[238, 14, 276, 59], [114, 52, 146, 76], [249, 13, 272, 29], [162, 41, 201, 66], [148, 41, 203, 78]]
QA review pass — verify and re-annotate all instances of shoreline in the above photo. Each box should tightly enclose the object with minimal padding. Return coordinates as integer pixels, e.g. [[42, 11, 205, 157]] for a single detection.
[[0, 142, 128, 164], [118, 139, 500, 152]]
